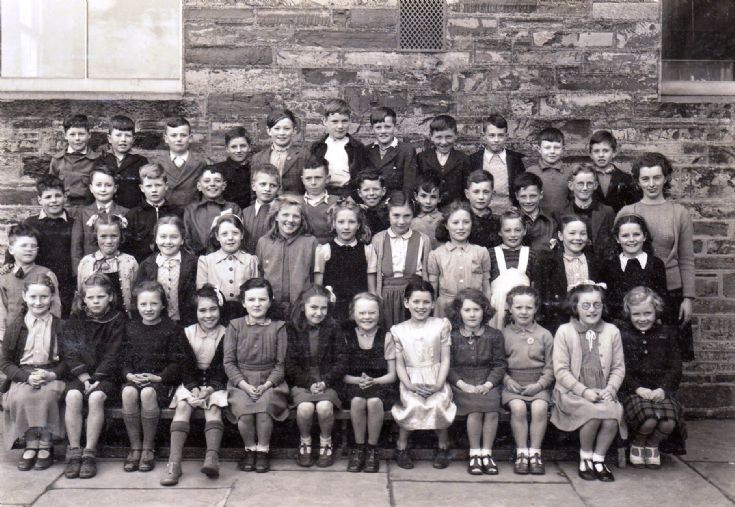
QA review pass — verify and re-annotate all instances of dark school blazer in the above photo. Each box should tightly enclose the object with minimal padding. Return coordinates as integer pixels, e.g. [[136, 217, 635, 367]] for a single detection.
[[135, 249, 198, 326], [417, 148, 471, 207], [251, 145, 309, 195], [593, 165, 641, 214]]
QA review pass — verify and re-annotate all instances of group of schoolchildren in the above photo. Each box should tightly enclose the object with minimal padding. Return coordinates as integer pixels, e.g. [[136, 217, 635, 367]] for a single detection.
[[0, 98, 692, 487]]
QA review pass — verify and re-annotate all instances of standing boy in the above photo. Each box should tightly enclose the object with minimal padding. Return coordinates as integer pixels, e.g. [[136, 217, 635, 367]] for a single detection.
[[70, 166, 129, 270], [251, 109, 308, 195], [242, 164, 281, 253], [49, 114, 102, 207], [300, 156, 338, 244], [411, 171, 443, 250], [355, 171, 390, 235], [155, 117, 209, 208], [513, 172, 556, 253], [100, 115, 148, 209], [588, 130, 640, 213], [212, 126, 253, 209], [526, 127, 570, 217], [310, 99, 367, 197], [417, 114, 471, 208], [124, 163, 183, 262], [469, 113, 525, 212], [184, 167, 241, 256], [0, 225, 61, 341], [365, 107, 418, 193]]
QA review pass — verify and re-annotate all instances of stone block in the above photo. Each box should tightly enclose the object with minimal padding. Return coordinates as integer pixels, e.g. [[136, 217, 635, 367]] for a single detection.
[[724, 274, 735, 298], [474, 50, 513, 64], [615, 21, 660, 49], [709, 145, 735, 165], [694, 221, 730, 237], [701, 316, 735, 341], [275, 49, 340, 67], [187, 46, 273, 66], [448, 16, 500, 37], [677, 384, 735, 409], [557, 71, 656, 92], [302, 69, 359, 86], [694, 297, 735, 314], [696, 275, 720, 298], [208, 93, 298, 118], [592, 2, 659, 21], [514, 50, 584, 66], [577, 31, 615, 47], [185, 7, 254, 21], [207, 68, 302, 93], [256, 8, 330, 27], [344, 51, 471, 71], [294, 30, 396, 49], [705, 240, 735, 255], [585, 50, 657, 74], [185, 23, 291, 47], [349, 8, 397, 29], [539, 93, 634, 118], [451, 0, 539, 14]]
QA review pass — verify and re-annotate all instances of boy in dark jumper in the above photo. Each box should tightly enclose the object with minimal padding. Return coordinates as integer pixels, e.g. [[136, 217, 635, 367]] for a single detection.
[[300, 155, 338, 244], [211, 126, 253, 209], [525, 127, 571, 217], [365, 107, 418, 193], [513, 172, 557, 253], [49, 114, 102, 207], [99, 115, 148, 209], [588, 130, 640, 213], [355, 170, 390, 235]]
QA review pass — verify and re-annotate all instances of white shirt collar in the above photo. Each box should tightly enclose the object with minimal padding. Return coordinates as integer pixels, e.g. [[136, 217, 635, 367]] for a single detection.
[[170, 151, 189, 162], [96, 201, 113, 213], [156, 251, 182, 267], [25, 311, 52, 328], [38, 209, 68, 221], [326, 136, 349, 147], [373, 137, 399, 149], [387, 228, 412, 240], [304, 192, 330, 206], [619, 252, 648, 270], [334, 238, 358, 247], [67, 146, 88, 155], [254, 199, 271, 215], [484, 148, 507, 164]]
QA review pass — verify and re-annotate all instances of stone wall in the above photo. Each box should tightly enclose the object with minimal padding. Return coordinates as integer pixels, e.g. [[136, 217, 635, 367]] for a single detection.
[[0, 0, 732, 416]]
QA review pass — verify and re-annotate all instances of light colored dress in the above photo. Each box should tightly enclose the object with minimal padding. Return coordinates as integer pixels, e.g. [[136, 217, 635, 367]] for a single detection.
[[428, 242, 491, 318], [390, 317, 456, 430]]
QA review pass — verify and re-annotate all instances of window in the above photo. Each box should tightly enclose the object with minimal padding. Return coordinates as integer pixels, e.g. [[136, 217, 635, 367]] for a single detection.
[[0, 0, 182, 97], [661, 0, 735, 98], [399, 0, 447, 51]]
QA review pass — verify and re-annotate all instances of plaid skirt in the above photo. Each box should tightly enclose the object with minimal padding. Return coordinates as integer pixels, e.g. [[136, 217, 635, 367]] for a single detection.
[[622, 393, 683, 430]]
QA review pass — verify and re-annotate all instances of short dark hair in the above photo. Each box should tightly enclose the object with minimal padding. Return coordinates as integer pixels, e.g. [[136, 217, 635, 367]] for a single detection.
[[512, 171, 543, 194], [466, 169, 494, 189], [266, 109, 297, 129], [36, 175, 64, 196], [240, 277, 275, 307], [385, 189, 417, 215], [108, 115, 135, 133], [370, 107, 397, 125], [63, 114, 90, 132], [429, 114, 457, 134], [89, 165, 116, 185], [482, 113, 508, 131], [448, 288, 493, 329], [291, 284, 334, 330], [589, 130, 617, 151], [323, 99, 351, 118], [403, 279, 435, 301], [8, 224, 40, 245], [132, 280, 168, 313], [354, 170, 385, 189], [224, 126, 251, 145], [415, 170, 442, 194], [611, 214, 654, 255], [631, 152, 673, 195], [537, 127, 564, 145], [165, 117, 191, 130], [303, 154, 328, 172]]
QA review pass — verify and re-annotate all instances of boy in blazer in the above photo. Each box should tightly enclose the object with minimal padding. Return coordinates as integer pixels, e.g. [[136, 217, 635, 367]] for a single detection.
[[588, 130, 640, 213], [365, 107, 418, 193], [251, 109, 308, 195], [156, 117, 209, 208]]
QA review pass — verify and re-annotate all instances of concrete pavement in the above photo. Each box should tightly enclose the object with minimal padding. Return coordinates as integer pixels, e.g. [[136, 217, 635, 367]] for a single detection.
[[2, 419, 733, 506]]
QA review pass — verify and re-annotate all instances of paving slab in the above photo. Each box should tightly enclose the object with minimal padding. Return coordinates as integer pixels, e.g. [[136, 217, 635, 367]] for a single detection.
[[391, 481, 584, 506], [226, 470, 389, 507], [0, 451, 64, 505], [558, 458, 733, 507], [388, 459, 567, 483], [686, 462, 735, 502], [681, 420, 735, 462], [52, 460, 240, 489], [33, 488, 230, 507]]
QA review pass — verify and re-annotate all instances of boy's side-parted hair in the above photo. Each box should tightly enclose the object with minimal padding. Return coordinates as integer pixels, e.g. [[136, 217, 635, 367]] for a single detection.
[[72, 272, 118, 316], [354, 170, 385, 189], [429, 114, 458, 134], [266, 195, 313, 240], [8, 223, 40, 245], [323, 99, 352, 118], [448, 287, 493, 329], [622, 286, 665, 319], [568, 164, 599, 183], [466, 168, 494, 189], [631, 152, 673, 196], [327, 197, 372, 244], [565, 282, 607, 319], [63, 114, 90, 132], [209, 213, 247, 252], [414, 170, 442, 194], [36, 174, 65, 196], [482, 113, 508, 131], [165, 116, 191, 130], [370, 106, 397, 125], [537, 127, 564, 145], [138, 162, 167, 182], [108, 115, 135, 133], [251, 163, 281, 187], [348, 291, 383, 324], [589, 130, 618, 152], [224, 126, 252, 145], [512, 171, 544, 194], [291, 284, 335, 331], [266, 109, 298, 129], [199, 165, 225, 181], [303, 154, 329, 172], [385, 189, 417, 216], [132, 280, 168, 312], [89, 164, 117, 187]]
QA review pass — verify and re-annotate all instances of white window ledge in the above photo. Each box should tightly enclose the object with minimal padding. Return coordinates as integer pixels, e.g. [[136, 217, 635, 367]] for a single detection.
[[661, 80, 735, 100], [0, 78, 182, 100]]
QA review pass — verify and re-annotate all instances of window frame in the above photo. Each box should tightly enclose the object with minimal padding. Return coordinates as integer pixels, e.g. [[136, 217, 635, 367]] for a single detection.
[[0, 0, 184, 100]]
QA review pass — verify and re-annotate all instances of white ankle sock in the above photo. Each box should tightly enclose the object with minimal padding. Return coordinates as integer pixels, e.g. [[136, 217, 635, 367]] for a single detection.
[[320, 435, 332, 447], [245, 445, 256, 452], [300, 436, 312, 446], [529, 448, 540, 456], [517, 447, 528, 457], [592, 453, 605, 463], [580, 449, 593, 460], [256, 444, 269, 453], [481, 449, 492, 457], [469, 448, 481, 457]]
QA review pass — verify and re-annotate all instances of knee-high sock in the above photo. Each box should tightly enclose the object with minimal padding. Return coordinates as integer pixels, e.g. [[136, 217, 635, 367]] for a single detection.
[[168, 421, 190, 464], [141, 408, 161, 450], [205, 420, 224, 453], [122, 411, 142, 449]]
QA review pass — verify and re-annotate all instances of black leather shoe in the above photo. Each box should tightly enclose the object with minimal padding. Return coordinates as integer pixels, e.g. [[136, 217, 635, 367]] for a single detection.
[[123, 449, 141, 472], [513, 454, 529, 475], [238, 449, 256, 472], [316, 444, 334, 468], [79, 456, 97, 479], [433, 448, 451, 469], [64, 454, 82, 479], [467, 455, 483, 475], [578, 459, 596, 481], [593, 461, 615, 482], [528, 453, 545, 475], [34, 448, 54, 470], [347, 447, 365, 473], [138, 449, 156, 472], [363, 446, 380, 473], [394, 448, 414, 469], [17, 449, 37, 471], [296, 443, 313, 468], [482, 455, 499, 475], [254, 451, 270, 473]]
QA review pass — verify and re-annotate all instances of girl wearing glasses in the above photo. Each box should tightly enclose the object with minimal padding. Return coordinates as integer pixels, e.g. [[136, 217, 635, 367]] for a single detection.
[[551, 282, 626, 483]]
